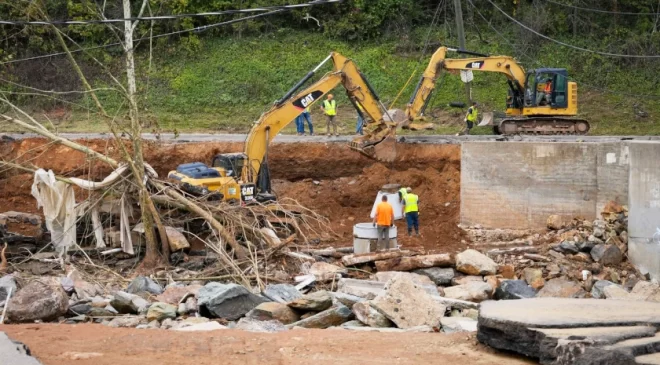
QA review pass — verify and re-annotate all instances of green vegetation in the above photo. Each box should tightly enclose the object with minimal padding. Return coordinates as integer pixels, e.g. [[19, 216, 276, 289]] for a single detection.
[[0, 0, 658, 135]]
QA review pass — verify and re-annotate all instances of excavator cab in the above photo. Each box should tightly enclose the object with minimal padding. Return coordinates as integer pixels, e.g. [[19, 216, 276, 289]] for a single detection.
[[523, 69, 569, 109]]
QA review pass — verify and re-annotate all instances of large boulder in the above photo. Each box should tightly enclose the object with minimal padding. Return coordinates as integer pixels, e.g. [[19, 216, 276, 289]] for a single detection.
[[236, 317, 287, 333], [352, 301, 394, 328], [288, 290, 333, 311], [494, 280, 537, 300], [146, 302, 177, 322], [6, 278, 69, 323], [262, 284, 302, 304], [590, 244, 623, 266], [414, 267, 455, 286], [444, 281, 493, 303], [110, 291, 150, 314], [456, 249, 497, 276], [288, 305, 353, 329], [0, 275, 17, 304], [127, 276, 163, 295], [370, 274, 446, 329], [197, 282, 268, 320], [591, 280, 619, 299], [246, 302, 300, 325], [537, 278, 586, 298]]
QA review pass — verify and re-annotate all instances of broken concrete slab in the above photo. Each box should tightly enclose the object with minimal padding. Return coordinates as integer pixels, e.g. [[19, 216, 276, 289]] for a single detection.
[[443, 281, 492, 303], [478, 298, 660, 364], [235, 317, 288, 333], [440, 317, 478, 333], [352, 301, 393, 328], [337, 278, 384, 300], [372, 271, 434, 286], [0, 332, 42, 365], [370, 274, 446, 329]]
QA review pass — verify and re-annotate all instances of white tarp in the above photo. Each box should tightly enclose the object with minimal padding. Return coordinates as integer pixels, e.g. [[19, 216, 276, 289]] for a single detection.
[[31, 163, 156, 254], [31, 169, 77, 253]]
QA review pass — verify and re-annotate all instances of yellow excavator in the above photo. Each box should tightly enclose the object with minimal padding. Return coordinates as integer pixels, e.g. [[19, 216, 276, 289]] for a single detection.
[[168, 52, 396, 202], [403, 46, 590, 135]]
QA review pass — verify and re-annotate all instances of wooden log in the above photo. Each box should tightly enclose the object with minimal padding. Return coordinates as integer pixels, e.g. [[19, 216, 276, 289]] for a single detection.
[[486, 247, 539, 256], [342, 250, 411, 266], [374, 253, 453, 272], [523, 253, 550, 262]]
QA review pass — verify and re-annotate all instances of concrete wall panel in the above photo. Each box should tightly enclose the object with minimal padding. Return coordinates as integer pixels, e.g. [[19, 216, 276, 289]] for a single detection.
[[461, 142, 599, 229], [627, 141, 660, 280]]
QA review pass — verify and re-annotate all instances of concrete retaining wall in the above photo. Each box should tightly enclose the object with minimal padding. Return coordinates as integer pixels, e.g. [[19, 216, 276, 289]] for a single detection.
[[627, 141, 660, 281], [460, 142, 629, 230]]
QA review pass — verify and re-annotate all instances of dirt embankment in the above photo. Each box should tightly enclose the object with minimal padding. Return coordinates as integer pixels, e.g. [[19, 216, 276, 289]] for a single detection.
[[0, 138, 465, 253]]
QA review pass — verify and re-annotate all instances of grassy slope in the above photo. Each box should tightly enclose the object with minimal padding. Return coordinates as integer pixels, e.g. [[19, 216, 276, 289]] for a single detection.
[[6, 30, 659, 135]]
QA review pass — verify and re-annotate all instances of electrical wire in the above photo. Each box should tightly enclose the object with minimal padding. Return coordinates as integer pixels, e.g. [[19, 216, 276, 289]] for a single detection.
[[0, 7, 291, 66], [0, 0, 342, 26], [468, 0, 660, 98], [543, 0, 659, 16], [484, 0, 660, 58]]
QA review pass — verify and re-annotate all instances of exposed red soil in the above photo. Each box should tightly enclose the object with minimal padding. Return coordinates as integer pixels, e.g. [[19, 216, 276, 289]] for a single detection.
[[1, 324, 532, 365], [0, 138, 467, 253]]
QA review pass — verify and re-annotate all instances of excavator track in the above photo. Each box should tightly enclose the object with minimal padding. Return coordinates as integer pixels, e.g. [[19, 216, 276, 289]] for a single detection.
[[498, 117, 590, 135]]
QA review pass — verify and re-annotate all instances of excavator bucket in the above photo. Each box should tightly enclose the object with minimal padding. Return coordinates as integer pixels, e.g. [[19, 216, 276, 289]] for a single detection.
[[478, 112, 494, 127], [349, 109, 404, 162]]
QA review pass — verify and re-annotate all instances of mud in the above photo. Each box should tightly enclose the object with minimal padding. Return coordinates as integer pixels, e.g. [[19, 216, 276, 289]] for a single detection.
[[0, 138, 466, 253]]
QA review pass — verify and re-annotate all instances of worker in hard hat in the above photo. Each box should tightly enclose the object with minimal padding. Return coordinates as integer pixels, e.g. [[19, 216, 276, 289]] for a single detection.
[[402, 187, 420, 237]]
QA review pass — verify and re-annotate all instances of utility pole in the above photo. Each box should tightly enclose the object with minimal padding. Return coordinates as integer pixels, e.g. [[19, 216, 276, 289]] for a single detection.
[[453, 0, 472, 103]]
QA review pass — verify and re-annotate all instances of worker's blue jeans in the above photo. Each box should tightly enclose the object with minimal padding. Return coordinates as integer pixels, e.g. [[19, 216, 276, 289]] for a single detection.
[[296, 112, 313, 134], [405, 211, 419, 235], [356, 115, 364, 135]]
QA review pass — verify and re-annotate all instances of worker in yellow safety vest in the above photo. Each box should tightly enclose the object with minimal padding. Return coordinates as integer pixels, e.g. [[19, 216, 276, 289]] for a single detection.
[[320, 94, 338, 137], [398, 186, 408, 205], [402, 187, 420, 236], [463, 101, 478, 135]]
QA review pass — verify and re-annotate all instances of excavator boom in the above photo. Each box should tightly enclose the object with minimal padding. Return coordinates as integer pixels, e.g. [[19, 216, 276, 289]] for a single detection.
[[242, 52, 397, 194]]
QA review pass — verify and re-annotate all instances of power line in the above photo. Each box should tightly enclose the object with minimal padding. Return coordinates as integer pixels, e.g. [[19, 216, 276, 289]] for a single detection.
[[543, 0, 659, 16], [467, 0, 660, 98], [0, 0, 342, 26], [485, 0, 660, 59], [0, 0, 335, 66]]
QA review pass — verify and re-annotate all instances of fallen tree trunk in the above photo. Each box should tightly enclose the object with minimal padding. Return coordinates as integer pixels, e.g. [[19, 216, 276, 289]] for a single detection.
[[342, 250, 411, 266], [374, 253, 453, 272]]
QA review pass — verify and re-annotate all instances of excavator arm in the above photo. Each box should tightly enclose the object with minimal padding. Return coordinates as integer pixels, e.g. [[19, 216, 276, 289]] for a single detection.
[[242, 52, 394, 192], [405, 47, 527, 122]]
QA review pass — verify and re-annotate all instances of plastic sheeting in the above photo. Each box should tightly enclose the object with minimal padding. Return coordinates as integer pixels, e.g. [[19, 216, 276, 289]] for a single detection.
[[31, 169, 77, 253], [32, 163, 155, 254]]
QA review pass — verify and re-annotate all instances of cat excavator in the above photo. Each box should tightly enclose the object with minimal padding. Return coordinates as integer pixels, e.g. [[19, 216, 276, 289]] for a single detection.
[[404, 46, 590, 135], [168, 52, 397, 202]]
